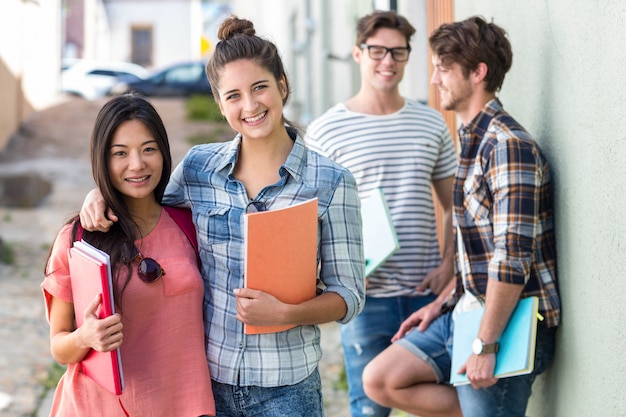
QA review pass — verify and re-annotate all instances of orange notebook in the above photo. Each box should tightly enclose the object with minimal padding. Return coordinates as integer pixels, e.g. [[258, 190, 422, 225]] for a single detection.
[[244, 197, 318, 334], [68, 240, 124, 395]]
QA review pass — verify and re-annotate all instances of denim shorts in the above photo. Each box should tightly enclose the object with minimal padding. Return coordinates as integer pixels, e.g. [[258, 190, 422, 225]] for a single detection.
[[395, 310, 454, 383], [396, 311, 557, 417], [211, 369, 323, 417]]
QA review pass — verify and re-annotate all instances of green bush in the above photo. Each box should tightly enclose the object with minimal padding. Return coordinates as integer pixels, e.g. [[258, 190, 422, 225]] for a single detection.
[[186, 95, 224, 122], [186, 126, 231, 146], [0, 240, 15, 265]]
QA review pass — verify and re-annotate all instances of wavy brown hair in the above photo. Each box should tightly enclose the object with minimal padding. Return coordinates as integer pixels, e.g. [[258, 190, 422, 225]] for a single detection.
[[429, 16, 513, 93]]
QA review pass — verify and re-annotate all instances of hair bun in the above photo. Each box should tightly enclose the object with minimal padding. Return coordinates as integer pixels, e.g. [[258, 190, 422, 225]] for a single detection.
[[217, 16, 256, 41]]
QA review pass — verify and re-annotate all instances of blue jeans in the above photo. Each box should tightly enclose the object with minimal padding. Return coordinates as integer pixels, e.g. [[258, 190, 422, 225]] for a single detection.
[[340, 294, 436, 417], [211, 369, 323, 417], [398, 311, 557, 417]]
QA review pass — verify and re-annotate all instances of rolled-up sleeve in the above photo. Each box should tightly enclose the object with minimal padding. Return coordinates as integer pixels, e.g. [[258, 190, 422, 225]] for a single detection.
[[488, 138, 543, 285], [163, 159, 188, 207], [318, 171, 365, 323]]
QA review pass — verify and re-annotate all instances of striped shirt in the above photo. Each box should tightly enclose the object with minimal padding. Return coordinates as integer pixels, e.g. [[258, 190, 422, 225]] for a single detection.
[[162, 130, 365, 386], [450, 99, 560, 327], [306, 100, 457, 297]]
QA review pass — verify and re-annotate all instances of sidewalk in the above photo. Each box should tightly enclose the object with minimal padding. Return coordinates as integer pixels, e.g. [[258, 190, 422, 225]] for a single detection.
[[0, 152, 94, 417]]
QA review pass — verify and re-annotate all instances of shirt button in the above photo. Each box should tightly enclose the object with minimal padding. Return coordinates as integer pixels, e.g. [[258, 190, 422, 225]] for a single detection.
[[239, 341, 243, 348]]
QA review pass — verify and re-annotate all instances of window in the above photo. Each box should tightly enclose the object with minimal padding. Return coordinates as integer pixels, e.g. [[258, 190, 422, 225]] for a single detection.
[[132, 26, 153, 67]]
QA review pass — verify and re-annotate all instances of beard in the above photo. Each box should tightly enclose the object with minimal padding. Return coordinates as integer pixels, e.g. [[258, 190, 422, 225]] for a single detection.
[[440, 85, 472, 112]]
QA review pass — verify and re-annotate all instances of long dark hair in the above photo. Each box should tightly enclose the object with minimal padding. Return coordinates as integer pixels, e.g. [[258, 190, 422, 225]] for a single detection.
[[205, 15, 300, 134], [46, 93, 172, 310]]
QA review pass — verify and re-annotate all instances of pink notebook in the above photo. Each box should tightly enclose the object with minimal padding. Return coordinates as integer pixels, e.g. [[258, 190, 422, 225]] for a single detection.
[[68, 240, 124, 395]]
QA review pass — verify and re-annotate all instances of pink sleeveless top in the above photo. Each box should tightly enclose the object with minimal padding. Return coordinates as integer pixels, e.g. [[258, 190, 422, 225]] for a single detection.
[[42, 209, 215, 416]]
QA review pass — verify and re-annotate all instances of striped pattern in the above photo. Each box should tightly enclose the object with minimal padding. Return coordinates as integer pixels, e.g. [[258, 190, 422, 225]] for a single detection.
[[306, 100, 457, 297]]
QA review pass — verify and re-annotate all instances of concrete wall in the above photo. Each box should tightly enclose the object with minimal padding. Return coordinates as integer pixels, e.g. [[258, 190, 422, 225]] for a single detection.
[[396, 0, 428, 104], [454, 1, 626, 416], [0, 0, 62, 150]]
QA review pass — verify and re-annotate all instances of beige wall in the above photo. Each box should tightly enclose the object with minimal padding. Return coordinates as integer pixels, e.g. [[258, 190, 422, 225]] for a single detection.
[[454, 1, 626, 416], [0, 0, 62, 150]]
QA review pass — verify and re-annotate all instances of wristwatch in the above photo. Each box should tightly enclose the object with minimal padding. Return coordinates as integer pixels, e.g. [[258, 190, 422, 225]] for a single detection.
[[472, 337, 499, 355]]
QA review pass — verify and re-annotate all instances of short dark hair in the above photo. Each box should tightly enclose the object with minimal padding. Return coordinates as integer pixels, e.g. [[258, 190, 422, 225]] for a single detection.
[[429, 16, 513, 92], [355, 10, 416, 47]]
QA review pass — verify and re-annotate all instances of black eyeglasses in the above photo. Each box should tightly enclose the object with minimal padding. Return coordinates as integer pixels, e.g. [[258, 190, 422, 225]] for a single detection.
[[245, 200, 267, 213], [360, 44, 411, 62], [132, 246, 165, 283]]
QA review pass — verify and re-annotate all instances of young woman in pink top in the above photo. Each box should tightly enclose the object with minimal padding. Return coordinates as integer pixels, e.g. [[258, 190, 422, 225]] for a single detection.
[[42, 94, 215, 416]]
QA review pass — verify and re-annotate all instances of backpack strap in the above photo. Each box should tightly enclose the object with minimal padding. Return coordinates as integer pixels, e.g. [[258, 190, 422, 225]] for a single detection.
[[163, 206, 199, 257], [75, 219, 84, 243]]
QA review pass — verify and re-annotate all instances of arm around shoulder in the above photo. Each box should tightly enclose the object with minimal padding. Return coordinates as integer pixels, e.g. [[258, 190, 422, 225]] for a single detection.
[[79, 188, 117, 232]]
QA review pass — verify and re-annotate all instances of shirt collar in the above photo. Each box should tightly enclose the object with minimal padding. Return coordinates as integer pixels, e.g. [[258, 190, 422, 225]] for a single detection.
[[460, 98, 503, 138], [214, 134, 242, 175]]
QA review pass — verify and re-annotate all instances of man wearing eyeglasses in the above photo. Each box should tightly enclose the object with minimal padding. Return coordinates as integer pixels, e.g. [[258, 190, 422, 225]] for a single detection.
[[306, 10, 457, 417]]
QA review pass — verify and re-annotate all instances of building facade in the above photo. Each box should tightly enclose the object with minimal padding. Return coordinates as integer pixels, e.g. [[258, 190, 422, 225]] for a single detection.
[[0, 0, 62, 149]]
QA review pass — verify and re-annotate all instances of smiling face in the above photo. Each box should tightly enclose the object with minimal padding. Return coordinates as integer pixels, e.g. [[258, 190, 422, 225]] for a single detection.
[[214, 59, 287, 142], [354, 27, 409, 93], [108, 118, 163, 205], [431, 55, 474, 116]]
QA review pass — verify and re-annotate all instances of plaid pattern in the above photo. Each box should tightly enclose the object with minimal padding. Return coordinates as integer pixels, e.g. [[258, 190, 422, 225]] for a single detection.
[[162, 129, 365, 386], [449, 99, 560, 327]]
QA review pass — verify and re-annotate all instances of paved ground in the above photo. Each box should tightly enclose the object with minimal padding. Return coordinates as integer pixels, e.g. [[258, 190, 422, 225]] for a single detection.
[[0, 96, 357, 417]]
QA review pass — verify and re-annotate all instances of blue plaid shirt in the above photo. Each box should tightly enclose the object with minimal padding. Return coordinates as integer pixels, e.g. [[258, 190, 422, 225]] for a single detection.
[[449, 99, 560, 328], [163, 129, 365, 386]]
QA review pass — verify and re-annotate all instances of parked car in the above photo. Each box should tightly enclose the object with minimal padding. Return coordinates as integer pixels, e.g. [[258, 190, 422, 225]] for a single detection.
[[61, 60, 149, 100], [108, 61, 212, 97]]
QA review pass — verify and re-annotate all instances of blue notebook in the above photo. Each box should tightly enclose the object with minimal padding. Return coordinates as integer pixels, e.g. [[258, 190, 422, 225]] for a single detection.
[[450, 296, 539, 386]]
